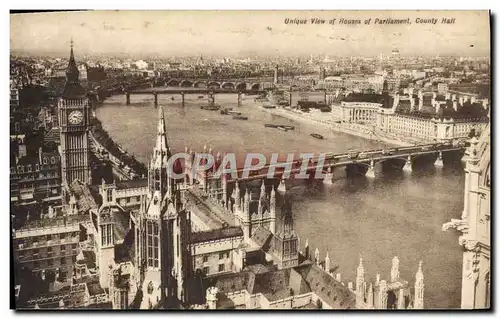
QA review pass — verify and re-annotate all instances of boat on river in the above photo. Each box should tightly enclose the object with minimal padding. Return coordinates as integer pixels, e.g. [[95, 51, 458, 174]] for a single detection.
[[233, 115, 248, 120], [220, 108, 233, 115], [201, 104, 221, 111], [265, 124, 279, 128], [310, 133, 324, 140]]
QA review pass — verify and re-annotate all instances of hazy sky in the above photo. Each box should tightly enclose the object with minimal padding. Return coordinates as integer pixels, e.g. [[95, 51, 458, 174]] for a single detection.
[[10, 10, 490, 57]]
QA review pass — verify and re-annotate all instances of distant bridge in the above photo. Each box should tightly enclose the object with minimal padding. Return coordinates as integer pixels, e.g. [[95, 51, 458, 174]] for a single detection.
[[159, 76, 275, 90], [125, 87, 268, 107]]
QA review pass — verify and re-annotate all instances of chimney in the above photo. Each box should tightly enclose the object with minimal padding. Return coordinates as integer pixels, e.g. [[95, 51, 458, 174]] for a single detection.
[[453, 101, 458, 111]]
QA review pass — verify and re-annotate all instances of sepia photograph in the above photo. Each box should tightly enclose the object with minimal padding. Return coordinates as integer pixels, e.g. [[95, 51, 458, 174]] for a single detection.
[[9, 10, 491, 310]]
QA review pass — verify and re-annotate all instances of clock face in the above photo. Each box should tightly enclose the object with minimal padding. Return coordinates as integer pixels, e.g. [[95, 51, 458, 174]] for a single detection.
[[68, 111, 84, 125]]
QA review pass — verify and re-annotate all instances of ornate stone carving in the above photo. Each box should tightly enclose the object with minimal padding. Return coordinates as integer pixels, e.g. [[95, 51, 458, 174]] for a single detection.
[[464, 239, 479, 251], [442, 218, 469, 233]]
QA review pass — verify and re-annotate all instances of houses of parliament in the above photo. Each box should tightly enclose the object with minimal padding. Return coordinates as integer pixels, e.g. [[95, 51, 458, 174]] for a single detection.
[[11, 44, 490, 310]]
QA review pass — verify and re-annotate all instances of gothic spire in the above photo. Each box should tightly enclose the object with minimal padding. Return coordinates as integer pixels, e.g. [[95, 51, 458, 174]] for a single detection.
[[414, 261, 425, 309], [415, 260, 424, 284], [62, 38, 86, 99], [357, 257, 365, 280], [281, 195, 294, 234], [154, 105, 171, 159], [66, 38, 80, 84]]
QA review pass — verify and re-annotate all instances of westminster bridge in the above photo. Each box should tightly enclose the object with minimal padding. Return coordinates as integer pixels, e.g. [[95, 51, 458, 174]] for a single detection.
[[183, 143, 465, 193]]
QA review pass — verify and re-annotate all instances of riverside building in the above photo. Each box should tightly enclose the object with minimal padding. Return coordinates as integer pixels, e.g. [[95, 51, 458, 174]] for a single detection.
[[330, 81, 488, 142]]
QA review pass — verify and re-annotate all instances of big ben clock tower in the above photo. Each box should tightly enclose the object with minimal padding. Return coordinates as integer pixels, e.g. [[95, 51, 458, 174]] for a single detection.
[[58, 40, 91, 188]]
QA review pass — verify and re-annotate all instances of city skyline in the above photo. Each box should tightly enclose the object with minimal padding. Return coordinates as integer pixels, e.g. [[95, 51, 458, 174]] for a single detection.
[[11, 10, 490, 58]]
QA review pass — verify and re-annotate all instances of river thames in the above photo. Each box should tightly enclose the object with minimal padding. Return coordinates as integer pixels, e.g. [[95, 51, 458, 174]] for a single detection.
[[96, 92, 465, 309]]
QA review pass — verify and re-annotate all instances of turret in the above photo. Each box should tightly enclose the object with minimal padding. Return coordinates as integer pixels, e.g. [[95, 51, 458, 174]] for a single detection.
[[234, 181, 240, 211], [414, 261, 424, 309], [398, 288, 405, 309], [356, 257, 365, 305], [304, 238, 309, 260], [377, 280, 388, 309], [390, 256, 400, 282], [221, 173, 227, 208], [99, 178, 116, 206], [148, 105, 173, 201], [325, 251, 330, 273], [206, 287, 218, 310], [367, 283, 374, 308], [244, 189, 250, 217], [269, 186, 276, 234], [260, 179, 266, 200]]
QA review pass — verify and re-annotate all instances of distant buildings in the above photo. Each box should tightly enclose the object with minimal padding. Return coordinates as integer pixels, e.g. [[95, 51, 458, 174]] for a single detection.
[[437, 83, 449, 94], [10, 80, 20, 109], [320, 74, 384, 92], [10, 146, 61, 204], [330, 81, 489, 142]]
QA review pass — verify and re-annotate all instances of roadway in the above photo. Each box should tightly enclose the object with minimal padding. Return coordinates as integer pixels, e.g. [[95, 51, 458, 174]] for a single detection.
[[194, 143, 464, 182]]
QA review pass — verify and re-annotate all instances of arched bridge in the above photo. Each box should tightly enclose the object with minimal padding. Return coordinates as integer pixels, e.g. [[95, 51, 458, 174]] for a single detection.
[[124, 87, 268, 107], [183, 143, 465, 191], [161, 76, 275, 91]]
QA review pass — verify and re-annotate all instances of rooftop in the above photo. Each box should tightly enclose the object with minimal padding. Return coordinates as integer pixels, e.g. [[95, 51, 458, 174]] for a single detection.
[[71, 180, 98, 212], [184, 190, 225, 229], [190, 226, 243, 244], [199, 262, 356, 309], [343, 93, 384, 104], [115, 178, 148, 190]]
